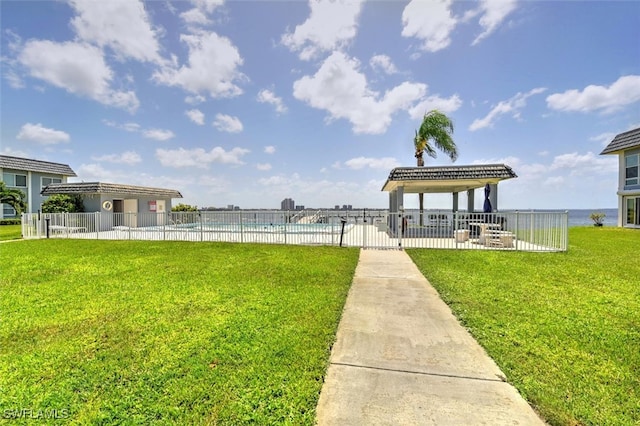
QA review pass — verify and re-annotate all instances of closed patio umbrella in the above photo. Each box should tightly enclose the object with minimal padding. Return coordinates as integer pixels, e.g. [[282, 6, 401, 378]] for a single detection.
[[483, 183, 492, 213]]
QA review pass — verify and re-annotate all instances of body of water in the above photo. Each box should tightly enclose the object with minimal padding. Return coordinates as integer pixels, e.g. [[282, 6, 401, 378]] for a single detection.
[[566, 208, 618, 227]]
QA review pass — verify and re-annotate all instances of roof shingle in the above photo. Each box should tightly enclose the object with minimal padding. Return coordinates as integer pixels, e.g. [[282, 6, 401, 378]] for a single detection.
[[381, 164, 517, 193], [41, 182, 182, 198], [0, 155, 76, 176], [385, 164, 517, 182], [600, 127, 640, 155]]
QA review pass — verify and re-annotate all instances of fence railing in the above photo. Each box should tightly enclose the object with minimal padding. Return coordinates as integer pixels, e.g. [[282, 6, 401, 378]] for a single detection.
[[21, 209, 569, 252]]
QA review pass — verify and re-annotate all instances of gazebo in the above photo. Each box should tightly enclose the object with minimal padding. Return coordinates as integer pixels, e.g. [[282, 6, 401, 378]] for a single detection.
[[381, 164, 517, 234]]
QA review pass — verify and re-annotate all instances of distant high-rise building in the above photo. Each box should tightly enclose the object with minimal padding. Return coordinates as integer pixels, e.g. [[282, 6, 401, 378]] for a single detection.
[[281, 198, 295, 210]]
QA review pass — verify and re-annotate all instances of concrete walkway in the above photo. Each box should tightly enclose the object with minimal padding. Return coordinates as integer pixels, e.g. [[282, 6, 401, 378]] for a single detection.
[[316, 249, 545, 425]]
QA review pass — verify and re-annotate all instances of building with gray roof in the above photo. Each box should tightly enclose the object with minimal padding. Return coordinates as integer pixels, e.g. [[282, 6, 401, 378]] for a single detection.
[[600, 127, 640, 227], [41, 181, 183, 230], [1, 155, 76, 218]]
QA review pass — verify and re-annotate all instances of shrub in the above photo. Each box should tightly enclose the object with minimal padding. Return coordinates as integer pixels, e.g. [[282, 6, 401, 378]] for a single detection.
[[172, 203, 198, 212], [42, 194, 85, 213], [589, 212, 606, 226], [0, 219, 21, 225]]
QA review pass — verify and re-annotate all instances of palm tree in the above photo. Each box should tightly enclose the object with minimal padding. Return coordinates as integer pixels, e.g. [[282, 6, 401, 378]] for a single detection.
[[0, 181, 27, 215], [413, 110, 458, 225]]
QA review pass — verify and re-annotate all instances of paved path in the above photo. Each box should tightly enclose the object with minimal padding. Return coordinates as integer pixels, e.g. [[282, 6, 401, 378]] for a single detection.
[[316, 249, 546, 425]]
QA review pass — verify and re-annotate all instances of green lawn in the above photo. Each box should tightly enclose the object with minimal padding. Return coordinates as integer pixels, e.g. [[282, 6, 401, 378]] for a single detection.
[[0, 240, 360, 424], [0, 224, 22, 241], [408, 227, 640, 426]]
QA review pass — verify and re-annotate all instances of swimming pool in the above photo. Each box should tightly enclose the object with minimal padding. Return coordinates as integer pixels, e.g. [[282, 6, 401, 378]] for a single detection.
[[158, 222, 354, 235]]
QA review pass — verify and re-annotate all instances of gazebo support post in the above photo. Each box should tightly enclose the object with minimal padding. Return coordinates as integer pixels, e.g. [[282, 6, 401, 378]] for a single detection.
[[467, 189, 475, 213], [489, 184, 498, 212], [387, 187, 404, 236], [452, 192, 459, 212]]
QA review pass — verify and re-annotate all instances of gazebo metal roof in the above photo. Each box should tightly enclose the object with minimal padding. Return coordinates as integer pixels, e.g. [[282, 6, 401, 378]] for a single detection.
[[381, 164, 517, 194], [41, 182, 183, 198]]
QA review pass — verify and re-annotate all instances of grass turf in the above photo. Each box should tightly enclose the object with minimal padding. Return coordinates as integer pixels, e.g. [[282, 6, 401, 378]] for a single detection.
[[0, 240, 360, 424], [407, 227, 640, 426], [0, 224, 22, 241]]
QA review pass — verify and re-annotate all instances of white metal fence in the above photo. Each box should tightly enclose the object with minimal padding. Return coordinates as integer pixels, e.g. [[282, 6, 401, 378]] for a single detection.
[[21, 209, 568, 252]]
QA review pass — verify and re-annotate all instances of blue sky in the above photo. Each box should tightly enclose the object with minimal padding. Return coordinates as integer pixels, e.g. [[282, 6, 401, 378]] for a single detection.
[[2, 0, 639, 210]]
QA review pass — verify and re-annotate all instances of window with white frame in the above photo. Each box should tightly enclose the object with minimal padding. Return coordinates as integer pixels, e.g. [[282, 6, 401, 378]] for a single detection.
[[41, 177, 62, 191], [625, 196, 640, 226], [625, 153, 639, 186], [3, 205, 17, 216], [2, 172, 27, 187]]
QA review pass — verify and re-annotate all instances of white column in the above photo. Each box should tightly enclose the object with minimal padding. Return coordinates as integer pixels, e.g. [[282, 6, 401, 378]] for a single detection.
[[28, 171, 33, 214]]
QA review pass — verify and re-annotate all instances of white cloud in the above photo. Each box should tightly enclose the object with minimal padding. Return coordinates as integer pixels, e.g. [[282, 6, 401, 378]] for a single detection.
[[293, 51, 427, 134], [123, 122, 141, 132], [197, 174, 232, 194], [401, 0, 457, 53], [0, 147, 29, 157], [590, 132, 617, 146], [255, 172, 376, 208], [469, 87, 546, 131], [74, 163, 131, 183], [153, 31, 245, 99], [156, 146, 250, 168], [18, 40, 139, 113], [546, 75, 640, 114], [258, 175, 291, 186], [543, 176, 565, 187], [91, 151, 142, 165], [256, 163, 272, 171], [103, 120, 176, 141], [549, 151, 617, 176], [369, 54, 398, 75], [264, 146, 276, 154], [281, 0, 364, 61], [69, 0, 163, 64], [471, 0, 518, 46], [180, 8, 210, 26], [409, 94, 463, 119], [180, 0, 224, 25], [257, 89, 287, 114], [402, 0, 517, 53], [16, 123, 70, 145], [213, 114, 243, 133], [185, 94, 206, 105], [2, 31, 24, 88], [343, 157, 400, 170], [474, 151, 616, 183], [102, 120, 141, 132], [143, 129, 176, 141], [185, 109, 205, 125]]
